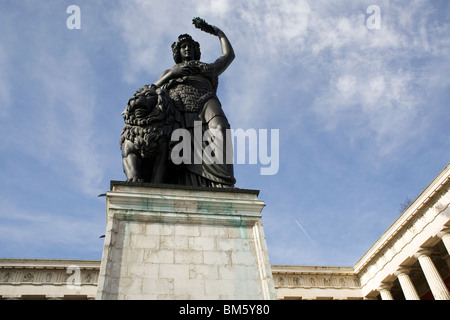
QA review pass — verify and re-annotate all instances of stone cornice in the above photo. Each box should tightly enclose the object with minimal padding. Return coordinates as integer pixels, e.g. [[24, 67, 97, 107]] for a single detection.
[[0, 259, 100, 269], [109, 181, 261, 196], [106, 183, 266, 227], [272, 266, 360, 289], [271, 265, 355, 275]]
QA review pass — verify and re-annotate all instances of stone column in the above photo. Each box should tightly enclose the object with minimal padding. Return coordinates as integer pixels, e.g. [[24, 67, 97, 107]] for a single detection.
[[394, 268, 420, 300], [378, 283, 394, 300], [415, 248, 450, 300]]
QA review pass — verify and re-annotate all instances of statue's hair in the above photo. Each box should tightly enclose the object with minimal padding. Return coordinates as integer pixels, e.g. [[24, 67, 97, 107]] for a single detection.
[[171, 34, 201, 63]]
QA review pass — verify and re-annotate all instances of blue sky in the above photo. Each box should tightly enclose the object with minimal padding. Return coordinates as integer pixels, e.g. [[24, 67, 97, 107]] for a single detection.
[[0, 0, 449, 267]]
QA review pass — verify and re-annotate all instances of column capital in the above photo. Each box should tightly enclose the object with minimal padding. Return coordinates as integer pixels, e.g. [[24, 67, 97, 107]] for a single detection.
[[414, 248, 433, 259], [437, 227, 450, 239], [377, 282, 393, 291], [378, 283, 394, 300], [394, 267, 412, 276]]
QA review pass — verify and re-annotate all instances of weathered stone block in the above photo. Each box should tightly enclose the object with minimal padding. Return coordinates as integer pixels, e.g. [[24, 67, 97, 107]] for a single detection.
[[188, 236, 215, 251], [204, 279, 235, 296], [174, 250, 203, 264], [173, 279, 205, 297], [130, 234, 160, 250], [128, 263, 158, 279], [232, 251, 257, 266], [142, 278, 174, 295], [201, 225, 228, 237], [175, 225, 200, 237], [159, 264, 190, 280], [146, 223, 174, 236], [203, 251, 231, 265], [160, 236, 189, 250], [189, 265, 218, 280], [144, 249, 174, 264]]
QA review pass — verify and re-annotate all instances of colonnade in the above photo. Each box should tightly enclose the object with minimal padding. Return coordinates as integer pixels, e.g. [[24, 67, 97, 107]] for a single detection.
[[377, 228, 450, 300]]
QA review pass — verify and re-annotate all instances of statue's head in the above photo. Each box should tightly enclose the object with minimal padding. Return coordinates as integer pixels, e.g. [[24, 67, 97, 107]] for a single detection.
[[172, 34, 201, 64]]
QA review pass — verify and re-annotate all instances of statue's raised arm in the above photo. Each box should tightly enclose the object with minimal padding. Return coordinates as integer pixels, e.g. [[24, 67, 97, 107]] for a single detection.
[[192, 17, 235, 76], [154, 18, 234, 88]]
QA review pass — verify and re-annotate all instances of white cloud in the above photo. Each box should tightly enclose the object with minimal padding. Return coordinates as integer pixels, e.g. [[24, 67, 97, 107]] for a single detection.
[[197, 0, 231, 17], [336, 74, 357, 101]]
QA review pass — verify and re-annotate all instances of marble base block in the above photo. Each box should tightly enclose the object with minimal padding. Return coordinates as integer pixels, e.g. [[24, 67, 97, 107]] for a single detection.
[[96, 181, 276, 300]]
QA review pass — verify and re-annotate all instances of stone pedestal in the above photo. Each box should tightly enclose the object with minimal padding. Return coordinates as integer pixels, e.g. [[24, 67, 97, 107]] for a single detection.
[[96, 181, 276, 300]]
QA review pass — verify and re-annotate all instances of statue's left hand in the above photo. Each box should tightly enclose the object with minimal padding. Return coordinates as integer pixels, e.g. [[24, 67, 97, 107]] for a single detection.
[[193, 17, 222, 36]]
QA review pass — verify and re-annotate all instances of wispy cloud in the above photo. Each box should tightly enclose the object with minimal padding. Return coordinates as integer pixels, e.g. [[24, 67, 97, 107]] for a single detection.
[[0, 198, 103, 259], [299, 2, 450, 158]]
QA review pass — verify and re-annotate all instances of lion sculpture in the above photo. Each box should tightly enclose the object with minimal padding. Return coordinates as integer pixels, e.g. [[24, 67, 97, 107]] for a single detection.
[[120, 85, 174, 183]]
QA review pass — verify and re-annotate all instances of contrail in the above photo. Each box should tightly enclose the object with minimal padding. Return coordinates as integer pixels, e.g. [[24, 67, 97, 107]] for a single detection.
[[294, 219, 316, 245]]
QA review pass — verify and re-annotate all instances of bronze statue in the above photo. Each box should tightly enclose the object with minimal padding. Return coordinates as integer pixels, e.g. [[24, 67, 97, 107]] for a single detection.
[[120, 18, 235, 188]]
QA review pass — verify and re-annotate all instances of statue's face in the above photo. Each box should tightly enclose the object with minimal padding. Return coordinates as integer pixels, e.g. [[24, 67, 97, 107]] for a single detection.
[[179, 41, 195, 62]]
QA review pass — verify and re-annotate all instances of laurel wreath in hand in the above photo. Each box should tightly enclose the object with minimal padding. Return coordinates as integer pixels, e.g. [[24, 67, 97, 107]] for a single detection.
[[192, 17, 218, 36]]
